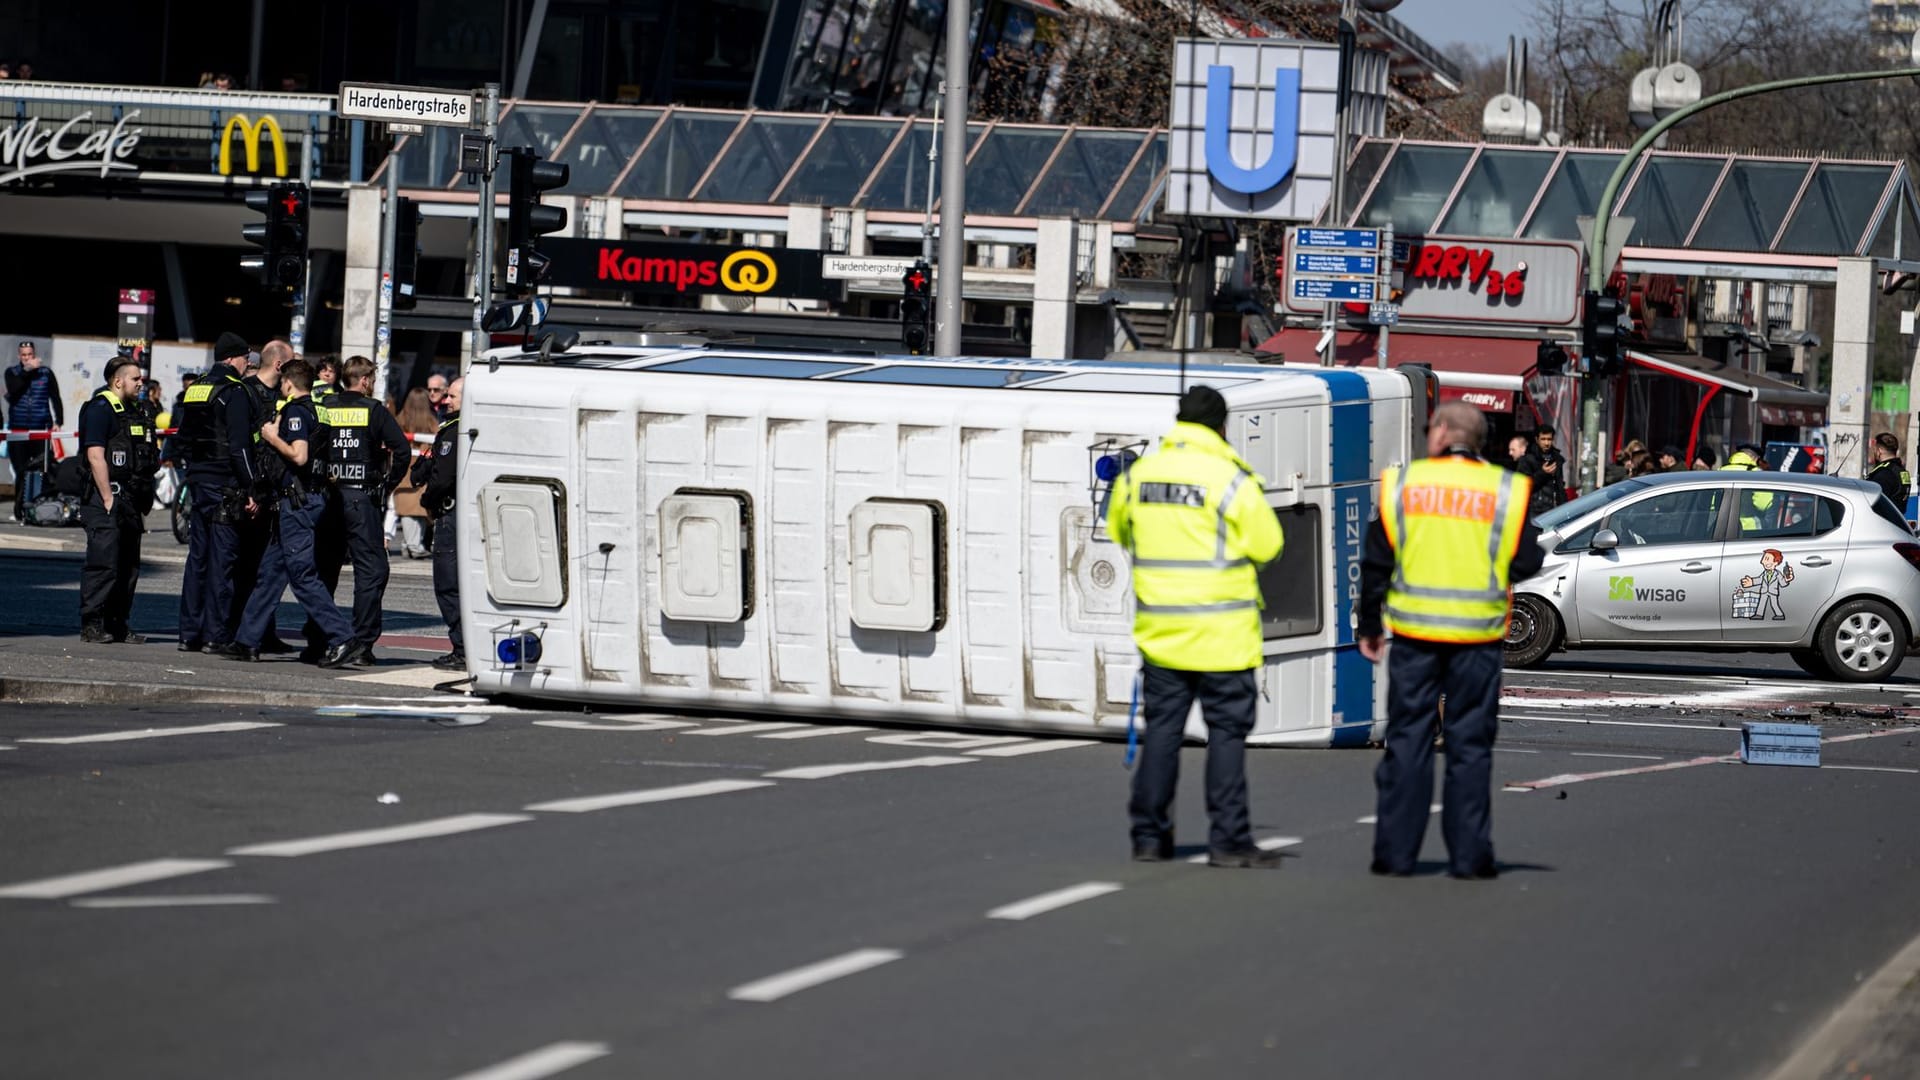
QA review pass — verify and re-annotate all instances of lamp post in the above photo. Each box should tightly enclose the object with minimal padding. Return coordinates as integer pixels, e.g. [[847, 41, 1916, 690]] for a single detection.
[[1577, 62, 1920, 492], [1319, 0, 1402, 366]]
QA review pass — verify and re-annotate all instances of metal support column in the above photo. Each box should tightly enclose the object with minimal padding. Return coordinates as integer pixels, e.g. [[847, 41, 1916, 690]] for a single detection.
[[375, 148, 400, 403], [469, 84, 501, 375], [935, 0, 969, 357]]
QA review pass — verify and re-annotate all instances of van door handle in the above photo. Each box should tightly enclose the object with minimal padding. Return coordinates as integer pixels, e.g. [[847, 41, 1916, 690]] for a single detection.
[[1801, 556, 1831, 567], [1681, 562, 1713, 573]]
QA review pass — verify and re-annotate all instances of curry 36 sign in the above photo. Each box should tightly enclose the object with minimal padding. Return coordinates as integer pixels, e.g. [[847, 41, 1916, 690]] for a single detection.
[[538, 238, 838, 300], [1284, 235, 1583, 327]]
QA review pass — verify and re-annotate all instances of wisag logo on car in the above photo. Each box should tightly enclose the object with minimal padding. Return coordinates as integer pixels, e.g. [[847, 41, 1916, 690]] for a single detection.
[[1609, 575, 1685, 603]]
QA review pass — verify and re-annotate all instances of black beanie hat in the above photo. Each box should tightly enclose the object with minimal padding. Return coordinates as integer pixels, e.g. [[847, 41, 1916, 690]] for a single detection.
[[1175, 385, 1229, 431], [214, 332, 250, 361]]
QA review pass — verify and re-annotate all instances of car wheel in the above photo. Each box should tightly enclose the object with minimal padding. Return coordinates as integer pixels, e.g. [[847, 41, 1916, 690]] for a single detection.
[[1787, 648, 1831, 679], [1504, 594, 1560, 668], [1816, 598, 1907, 682]]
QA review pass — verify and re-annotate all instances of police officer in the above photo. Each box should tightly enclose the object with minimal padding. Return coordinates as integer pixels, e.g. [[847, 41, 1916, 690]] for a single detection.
[[77, 355, 157, 643], [1868, 432, 1912, 511], [317, 355, 410, 668], [218, 360, 356, 665], [299, 354, 345, 663], [229, 338, 295, 653], [1722, 444, 1773, 532], [1359, 402, 1543, 880], [175, 332, 262, 652], [1106, 386, 1286, 869], [417, 376, 464, 670]]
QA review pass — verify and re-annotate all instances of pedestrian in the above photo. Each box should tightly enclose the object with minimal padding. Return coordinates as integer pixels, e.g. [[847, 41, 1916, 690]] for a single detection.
[[1867, 432, 1911, 510], [1691, 445, 1717, 470], [419, 376, 464, 670], [386, 387, 437, 558], [1722, 444, 1772, 532], [1359, 402, 1544, 879], [315, 356, 411, 668], [1516, 424, 1567, 519], [1627, 448, 1657, 478], [1657, 444, 1684, 472], [426, 372, 450, 419], [6, 340, 64, 522], [175, 332, 263, 653], [77, 355, 157, 643], [1505, 435, 1529, 470], [1604, 438, 1645, 486], [229, 339, 295, 653], [1105, 385, 1287, 869], [299, 355, 345, 663], [218, 360, 355, 665]]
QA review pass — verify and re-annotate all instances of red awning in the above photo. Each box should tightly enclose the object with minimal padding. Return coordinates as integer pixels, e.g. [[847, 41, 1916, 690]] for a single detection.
[[1256, 328, 1542, 379]]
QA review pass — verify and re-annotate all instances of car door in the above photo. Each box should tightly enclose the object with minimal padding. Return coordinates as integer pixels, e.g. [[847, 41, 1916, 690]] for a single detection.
[[1573, 484, 1728, 643], [1720, 485, 1848, 644]]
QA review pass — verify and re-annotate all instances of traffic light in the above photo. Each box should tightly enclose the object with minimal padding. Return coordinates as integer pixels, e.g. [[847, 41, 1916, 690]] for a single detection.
[[901, 261, 933, 355], [1536, 339, 1569, 378], [240, 181, 309, 291], [1582, 290, 1626, 377], [503, 146, 569, 293], [392, 196, 422, 311]]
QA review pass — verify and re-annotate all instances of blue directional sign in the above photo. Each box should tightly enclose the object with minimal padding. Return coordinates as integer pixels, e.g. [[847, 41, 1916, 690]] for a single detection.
[[1294, 228, 1381, 251], [1291, 277, 1376, 302], [1293, 252, 1377, 276]]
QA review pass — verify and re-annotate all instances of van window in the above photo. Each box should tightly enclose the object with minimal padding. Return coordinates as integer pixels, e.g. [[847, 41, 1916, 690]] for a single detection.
[[1259, 505, 1323, 639]]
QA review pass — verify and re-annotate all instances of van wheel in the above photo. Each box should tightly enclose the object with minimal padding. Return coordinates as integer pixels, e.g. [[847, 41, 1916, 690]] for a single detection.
[[1787, 648, 1831, 679], [1816, 599, 1906, 683], [1504, 594, 1560, 669]]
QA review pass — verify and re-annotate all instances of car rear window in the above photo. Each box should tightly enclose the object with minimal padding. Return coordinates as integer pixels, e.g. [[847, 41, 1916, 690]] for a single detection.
[[1871, 493, 1915, 534]]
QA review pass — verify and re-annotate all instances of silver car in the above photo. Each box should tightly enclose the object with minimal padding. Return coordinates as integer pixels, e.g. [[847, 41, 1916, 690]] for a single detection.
[[1504, 472, 1920, 681]]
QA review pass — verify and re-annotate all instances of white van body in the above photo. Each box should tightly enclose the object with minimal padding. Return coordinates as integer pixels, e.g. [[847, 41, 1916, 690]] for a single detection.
[[457, 348, 1429, 746]]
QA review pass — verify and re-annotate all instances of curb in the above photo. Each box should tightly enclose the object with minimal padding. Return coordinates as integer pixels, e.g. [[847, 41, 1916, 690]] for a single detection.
[[1763, 924, 1920, 1080], [0, 674, 470, 709]]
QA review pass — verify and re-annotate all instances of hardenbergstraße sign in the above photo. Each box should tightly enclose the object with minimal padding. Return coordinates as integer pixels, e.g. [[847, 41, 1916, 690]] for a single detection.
[[822, 255, 921, 281], [338, 83, 475, 128]]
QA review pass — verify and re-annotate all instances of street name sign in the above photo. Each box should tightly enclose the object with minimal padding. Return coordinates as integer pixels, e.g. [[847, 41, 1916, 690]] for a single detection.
[[338, 83, 477, 128], [1294, 228, 1380, 251], [822, 255, 921, 281], [1292, 278, 1376, 302], [1293, 252, 1377, 276]]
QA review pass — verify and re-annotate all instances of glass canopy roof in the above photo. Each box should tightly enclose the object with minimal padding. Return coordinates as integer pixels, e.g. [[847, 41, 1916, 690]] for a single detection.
[[1342, 138, 1918, 259], [388, 101, 1167, 223]]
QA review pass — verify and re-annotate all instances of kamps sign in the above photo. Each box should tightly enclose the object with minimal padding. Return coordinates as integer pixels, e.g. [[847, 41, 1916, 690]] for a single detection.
[[1165, 38, 1388, 221]]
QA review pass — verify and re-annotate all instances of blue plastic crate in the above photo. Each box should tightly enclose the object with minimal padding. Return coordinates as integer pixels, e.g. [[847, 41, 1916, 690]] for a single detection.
[[1741, 722, 1821, 767]]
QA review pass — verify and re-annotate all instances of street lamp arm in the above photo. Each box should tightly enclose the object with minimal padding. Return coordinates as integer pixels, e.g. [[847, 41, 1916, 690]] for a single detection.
[[1586, 66, 1920, 292]]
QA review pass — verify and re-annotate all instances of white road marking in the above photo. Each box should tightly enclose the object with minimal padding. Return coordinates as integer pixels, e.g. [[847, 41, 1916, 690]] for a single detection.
[[1570, 752, 1665, 761], [0, 745, 14, 751], [1505, 754, 1736, 791], [525, 779, 774, 814], [755, 725, 873, 740], [1824, 726, 1920, 745], [0, 858, 232, 900], [1820, 764, 1920, 775], [682, 722, 810, 737], [967, 739, 1101, 757], [1356, 805, 1440, 825], [1499, 713, 1727, 733], [444, 1041, 611, 1080], [534, 716, 699, 732], [336, 667, 456, 689], [763, 756, 980, 780], [71, 894, 275, 909], [227, 813, 532, 857], [986, 881, 1122, 921], [1186, 836, 1302, 864], [866, 732, 1030, 750], [1493, 747, 1541, 754], [727, 948, 904, 1003], [18, 721, 282, 745]]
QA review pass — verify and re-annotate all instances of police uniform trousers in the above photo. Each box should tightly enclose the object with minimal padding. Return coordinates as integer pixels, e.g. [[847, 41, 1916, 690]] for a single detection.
[[431, 511, 462, 654], [237, 489, 354, 651], [301, 487, 346, 651], [79, 490, 142, 636], [178, 475, 240, 647], [227, 506, 274, 640], [1128, 662, 1258, 854], [337, 485, 390, 648], [1373, 638, 1502, 877]]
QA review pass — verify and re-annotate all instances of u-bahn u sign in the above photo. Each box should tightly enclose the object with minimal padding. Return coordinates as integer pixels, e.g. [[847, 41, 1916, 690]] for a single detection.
[[539, 238, 841, 301]]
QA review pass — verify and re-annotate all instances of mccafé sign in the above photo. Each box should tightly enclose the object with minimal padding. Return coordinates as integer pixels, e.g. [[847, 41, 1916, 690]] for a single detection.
[[539, 237, 838, 300], [0, 110, 143, 185]]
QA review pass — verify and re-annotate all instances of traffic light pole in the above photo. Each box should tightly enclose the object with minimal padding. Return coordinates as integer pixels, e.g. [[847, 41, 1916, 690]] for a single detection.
[[468, 83, 501, 376], [934, 0, 967, 357], [1577, 64, 1920, 493]]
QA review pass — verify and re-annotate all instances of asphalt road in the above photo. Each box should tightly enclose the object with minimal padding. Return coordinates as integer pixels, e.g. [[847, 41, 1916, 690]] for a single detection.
[[2, 696, 1917, 1080]]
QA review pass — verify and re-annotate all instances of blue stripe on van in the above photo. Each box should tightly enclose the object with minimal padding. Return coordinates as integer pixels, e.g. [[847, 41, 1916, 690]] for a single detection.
[[1329, 482, 1377, 747]]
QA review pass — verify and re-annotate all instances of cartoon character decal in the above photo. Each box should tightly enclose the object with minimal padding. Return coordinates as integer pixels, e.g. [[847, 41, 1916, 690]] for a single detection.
[[1733, 548, 1793, 620]]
